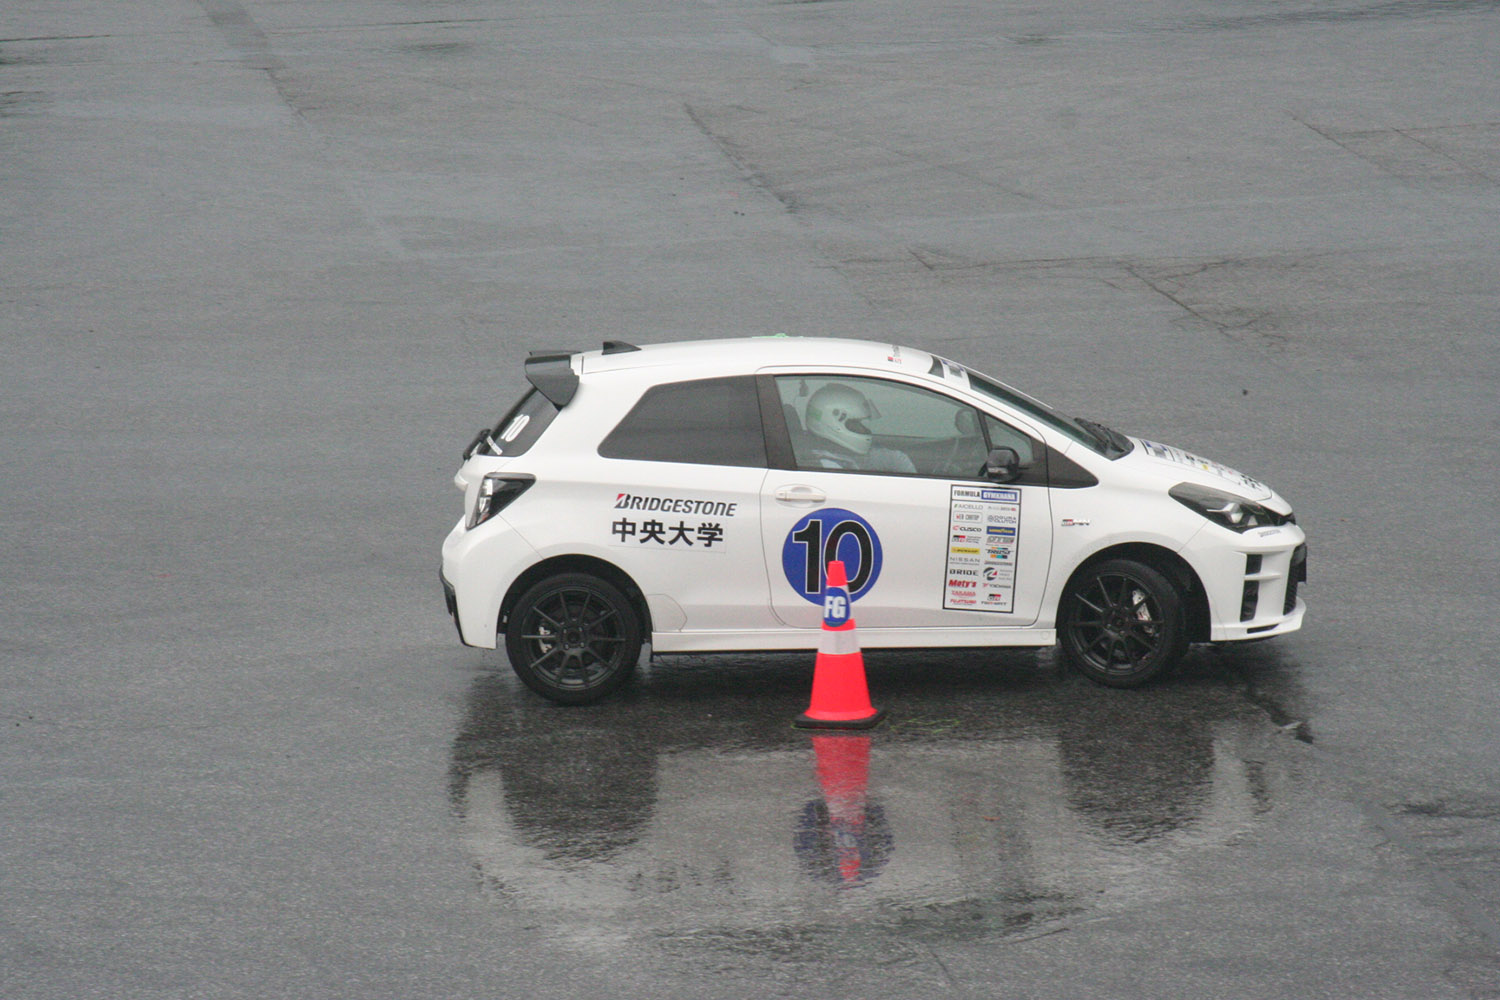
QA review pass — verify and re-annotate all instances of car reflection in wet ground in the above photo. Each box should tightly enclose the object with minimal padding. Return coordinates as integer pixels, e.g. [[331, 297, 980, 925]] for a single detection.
[[450, 648, 1297, 978]]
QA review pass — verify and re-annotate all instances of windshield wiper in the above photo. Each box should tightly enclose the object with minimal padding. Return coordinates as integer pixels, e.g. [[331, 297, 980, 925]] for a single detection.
[[1074, 418, 1133, 459]]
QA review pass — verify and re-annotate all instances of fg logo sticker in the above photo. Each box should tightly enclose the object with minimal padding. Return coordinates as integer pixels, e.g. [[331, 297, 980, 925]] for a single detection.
[[823, 593, 849, 626], [782, 508, 883, 606]]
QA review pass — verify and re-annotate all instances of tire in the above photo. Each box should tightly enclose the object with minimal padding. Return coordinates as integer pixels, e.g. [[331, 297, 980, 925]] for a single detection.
[[504, 572, 643, 705], [1059, 558, 1188, 688]]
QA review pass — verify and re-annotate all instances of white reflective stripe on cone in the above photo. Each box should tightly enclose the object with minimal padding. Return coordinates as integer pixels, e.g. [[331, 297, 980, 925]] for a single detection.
[[819, 623, 861, 656]]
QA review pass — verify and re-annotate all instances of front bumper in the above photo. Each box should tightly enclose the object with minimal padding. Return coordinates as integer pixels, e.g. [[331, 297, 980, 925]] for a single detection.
[[1183, 525, 1308, 642]]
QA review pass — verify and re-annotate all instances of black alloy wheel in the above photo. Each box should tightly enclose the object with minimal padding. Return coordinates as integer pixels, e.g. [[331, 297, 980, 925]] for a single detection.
[[1060, 558, 1188, 688], [505, 572, 642, 704]]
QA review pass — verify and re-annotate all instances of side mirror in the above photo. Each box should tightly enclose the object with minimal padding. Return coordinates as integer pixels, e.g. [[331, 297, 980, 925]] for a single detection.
[[985, 447, 1021, 483]]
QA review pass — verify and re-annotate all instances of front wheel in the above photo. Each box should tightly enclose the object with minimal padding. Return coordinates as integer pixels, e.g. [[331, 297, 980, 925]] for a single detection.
[[1059, 558, 1188, 688], [504, 573, 643, 704]]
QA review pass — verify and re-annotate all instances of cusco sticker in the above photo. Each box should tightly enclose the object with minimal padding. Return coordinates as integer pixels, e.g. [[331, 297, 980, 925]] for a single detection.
[[782, 508, 883, 605]]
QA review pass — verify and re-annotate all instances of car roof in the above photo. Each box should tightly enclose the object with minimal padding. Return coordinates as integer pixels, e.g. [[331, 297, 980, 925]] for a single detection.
[[575, 336, 938, 379]]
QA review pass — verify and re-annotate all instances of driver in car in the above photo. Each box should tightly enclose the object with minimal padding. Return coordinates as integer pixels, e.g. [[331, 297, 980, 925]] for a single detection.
[[803, 383, 917, 474]]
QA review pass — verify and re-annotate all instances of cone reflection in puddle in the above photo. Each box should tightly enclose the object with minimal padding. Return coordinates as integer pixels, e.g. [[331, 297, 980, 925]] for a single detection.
[[794, 733, 891, 887]]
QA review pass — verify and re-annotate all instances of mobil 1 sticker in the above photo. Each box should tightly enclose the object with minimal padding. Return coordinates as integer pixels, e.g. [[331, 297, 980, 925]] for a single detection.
[[782, 508, 883, 605], [946, 485, 1019, 613]]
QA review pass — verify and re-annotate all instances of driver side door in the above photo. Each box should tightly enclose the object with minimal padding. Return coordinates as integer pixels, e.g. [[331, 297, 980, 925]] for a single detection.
[[759, 373, 1053, 631]]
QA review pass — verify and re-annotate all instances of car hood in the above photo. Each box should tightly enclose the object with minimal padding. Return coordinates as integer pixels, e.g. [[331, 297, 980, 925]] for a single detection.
[[1124, 437, 1277, 503]]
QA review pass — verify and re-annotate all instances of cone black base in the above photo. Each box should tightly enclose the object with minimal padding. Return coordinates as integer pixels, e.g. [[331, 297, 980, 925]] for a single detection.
[[793, 708, 887, 730]]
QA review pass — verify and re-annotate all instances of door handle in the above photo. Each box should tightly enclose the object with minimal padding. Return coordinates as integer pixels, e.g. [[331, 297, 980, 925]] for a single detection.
[[774, 485, 826, 506]]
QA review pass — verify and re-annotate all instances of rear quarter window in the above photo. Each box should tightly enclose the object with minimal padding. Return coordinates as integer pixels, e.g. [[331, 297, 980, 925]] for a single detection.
[[485, 388, 558, 458], [598, 376, 767, 467]]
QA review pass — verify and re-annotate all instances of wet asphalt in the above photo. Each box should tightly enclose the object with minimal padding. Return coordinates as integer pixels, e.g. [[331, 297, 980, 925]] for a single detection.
[[3, 1, 1499, 997]]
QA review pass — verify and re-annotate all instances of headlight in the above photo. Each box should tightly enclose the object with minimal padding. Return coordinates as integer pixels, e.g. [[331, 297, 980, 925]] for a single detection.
[[1169, 483, 1292, 533], [468, 473, 534, 530]]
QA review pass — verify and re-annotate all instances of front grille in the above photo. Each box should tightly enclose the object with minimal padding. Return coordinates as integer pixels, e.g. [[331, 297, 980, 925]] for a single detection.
[[1285, 544, 1308, 614]]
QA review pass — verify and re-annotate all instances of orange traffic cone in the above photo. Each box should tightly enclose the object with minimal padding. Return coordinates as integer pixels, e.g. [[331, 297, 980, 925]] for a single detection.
[[794, 560, 886, 729]]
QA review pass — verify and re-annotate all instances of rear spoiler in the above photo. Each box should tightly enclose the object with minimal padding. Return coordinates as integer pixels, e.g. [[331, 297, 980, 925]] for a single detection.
[[524, 341, 640, 407], [524, 352, 578, 407]]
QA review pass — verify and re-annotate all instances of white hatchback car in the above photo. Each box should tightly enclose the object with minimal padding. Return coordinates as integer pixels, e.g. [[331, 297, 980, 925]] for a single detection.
[[441, 337, 1306, 703]]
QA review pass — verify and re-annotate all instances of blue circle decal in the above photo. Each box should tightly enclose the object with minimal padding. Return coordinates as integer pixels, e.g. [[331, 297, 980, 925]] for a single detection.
[[781, 508, 883, 606]]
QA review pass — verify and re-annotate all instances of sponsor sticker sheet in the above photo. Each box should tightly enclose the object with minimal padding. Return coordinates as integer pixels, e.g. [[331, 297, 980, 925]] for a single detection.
[[945, 485, 1019, 613]]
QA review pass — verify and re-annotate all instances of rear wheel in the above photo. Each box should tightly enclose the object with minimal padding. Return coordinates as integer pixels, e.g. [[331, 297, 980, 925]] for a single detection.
[[504, 573, 642, 704], [1060, 558, 1188, 688]]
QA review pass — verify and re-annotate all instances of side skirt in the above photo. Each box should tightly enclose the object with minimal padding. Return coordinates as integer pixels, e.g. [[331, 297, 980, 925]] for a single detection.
[[650, 627, 1057, 654]]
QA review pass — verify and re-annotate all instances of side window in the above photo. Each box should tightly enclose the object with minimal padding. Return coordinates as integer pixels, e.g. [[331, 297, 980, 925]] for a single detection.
[[599, 376, 768, 467], [775, 375, 991, 478], [983, 414, 1037, 468]]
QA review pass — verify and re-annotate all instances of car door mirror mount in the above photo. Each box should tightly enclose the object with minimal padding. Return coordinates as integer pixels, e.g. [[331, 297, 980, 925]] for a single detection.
[[985, 447, 1021, 483]]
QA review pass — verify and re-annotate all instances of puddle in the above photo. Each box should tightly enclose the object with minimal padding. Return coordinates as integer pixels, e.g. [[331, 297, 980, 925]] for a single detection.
[[450, 651, 1299, 964]]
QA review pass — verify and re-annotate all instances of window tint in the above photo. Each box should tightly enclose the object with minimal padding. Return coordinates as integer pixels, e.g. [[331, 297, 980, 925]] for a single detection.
[[599, 376, 767, 467], [776, 375, 993, 479]]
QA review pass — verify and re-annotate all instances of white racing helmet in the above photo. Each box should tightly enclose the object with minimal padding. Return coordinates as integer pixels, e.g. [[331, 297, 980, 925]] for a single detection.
[[805, 383, 877, 455]]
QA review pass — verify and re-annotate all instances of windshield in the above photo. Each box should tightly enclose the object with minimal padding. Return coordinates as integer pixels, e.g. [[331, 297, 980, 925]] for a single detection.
[[961, 366, 1133, 459]]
